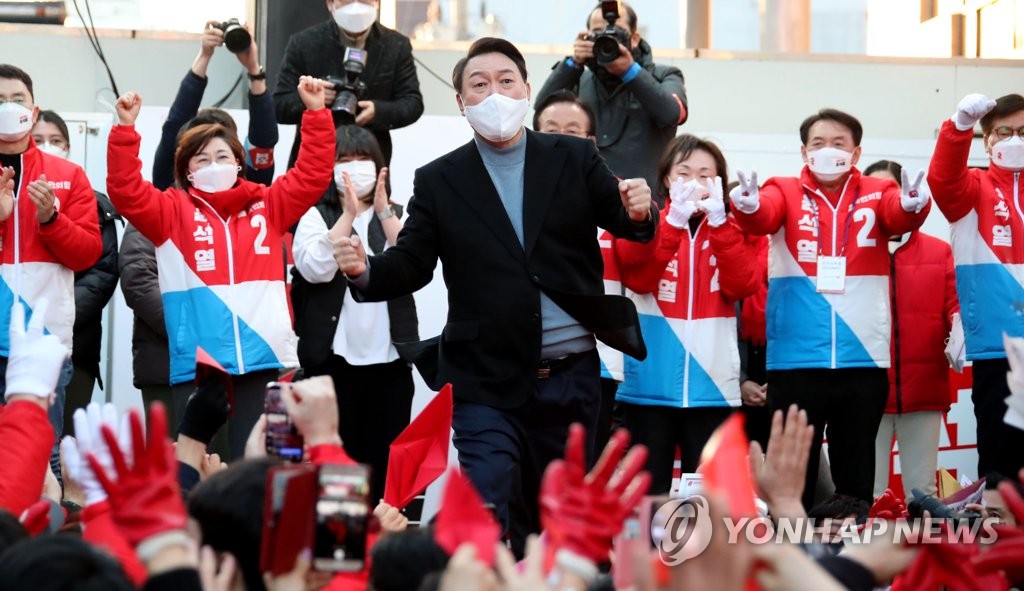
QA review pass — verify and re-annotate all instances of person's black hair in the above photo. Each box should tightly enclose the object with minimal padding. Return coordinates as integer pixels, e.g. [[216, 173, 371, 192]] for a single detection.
[[532, 89, 596, 135], [799, 108, 864, 147], [369, 527, 450, 591], [587, 1, 638, 33], [0, 535, 134, 591], [808, 494, 870, 522], [36, 110, 70, 145], [587, 574, 616, 591], [415, 571, 443, 591], [337, 124, 385, 169], [981, 93, 1024, 137], [863, 160, 904, 187], [189, 457, 280, 591], [984, 471, 1024, 496], [452, 37, 528, 93], [174, 107, 239, 145], [0, 511, 28, 558], [0, 64, 33, 100]]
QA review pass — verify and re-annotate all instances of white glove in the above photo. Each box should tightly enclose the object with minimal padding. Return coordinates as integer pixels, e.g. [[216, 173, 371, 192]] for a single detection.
[[698, 177, 727, 227], [61, 403, 130, 507], [899, 169, 930, 214], [729, 170, 760, 215], [1003, 333, 1024, 430], [5, 300, 68, 401], [665, 178, 699, 229], [952, 93, 997, 132]]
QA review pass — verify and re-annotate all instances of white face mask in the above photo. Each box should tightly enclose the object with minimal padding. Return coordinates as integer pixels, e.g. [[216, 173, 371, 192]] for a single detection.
[[462, 93, 529, 143], [188, 162, 240, 193], [0, 102, 33, 142], [333, 2, 377, 34], [991, 136, 1024, 171], [806, 147, 854, 181], [334, 160, 377, 199], [36, 142, 69, 160]]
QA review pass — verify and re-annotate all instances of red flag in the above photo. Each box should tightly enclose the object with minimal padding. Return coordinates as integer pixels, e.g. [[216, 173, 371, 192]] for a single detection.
[[383, 384, 452, 509], [699, 413, 757, 518], [433, 468, 500, 566]]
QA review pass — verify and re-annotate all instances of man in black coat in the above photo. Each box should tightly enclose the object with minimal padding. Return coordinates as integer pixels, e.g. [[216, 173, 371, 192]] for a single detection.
[[334, 38, 657, 551], [274, 0, 423, 166]]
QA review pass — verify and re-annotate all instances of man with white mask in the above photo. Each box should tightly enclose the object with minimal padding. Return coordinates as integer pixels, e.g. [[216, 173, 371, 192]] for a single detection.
[[274, 0, 423, 167], [928, 93, 1024, 480], [0, 65, 102, 481], [728, 108, 930, 509], [333, 38, 657, 556]]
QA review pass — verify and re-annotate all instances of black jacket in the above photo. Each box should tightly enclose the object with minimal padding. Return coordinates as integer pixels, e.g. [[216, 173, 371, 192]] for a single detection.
[[118, 224, 169, 388], [71, 193, 121, 382], [352, 130, 657, 408], [274, 20, 423, 166], [291, 196, 418, 369], [535, 39, 687, 200]]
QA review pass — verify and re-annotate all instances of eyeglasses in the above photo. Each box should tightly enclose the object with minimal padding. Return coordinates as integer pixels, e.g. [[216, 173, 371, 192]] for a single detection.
[[993, 125, 1024, 140], [541, 127, 591, 138]]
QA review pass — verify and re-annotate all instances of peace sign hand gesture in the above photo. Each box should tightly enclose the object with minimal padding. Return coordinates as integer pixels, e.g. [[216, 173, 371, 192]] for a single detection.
[[729, 169, 760, 214], [900, 169, 929, 214]]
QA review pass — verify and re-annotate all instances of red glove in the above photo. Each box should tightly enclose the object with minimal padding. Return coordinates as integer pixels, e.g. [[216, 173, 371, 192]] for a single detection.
[[87, 402, 187, 546], [539, 424, 650, 564], [974, 480, 1024, 581], [869, 488, 909, 520], [18, 499, 51, 536], [894, 521, 1008, 591]]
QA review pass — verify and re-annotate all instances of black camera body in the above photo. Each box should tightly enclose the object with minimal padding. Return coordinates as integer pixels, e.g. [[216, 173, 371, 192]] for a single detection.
[[213, 18, 251, 54], [326, 47, 368, 123], [587, 0, 631, 65], [907, 488, 984, 525]]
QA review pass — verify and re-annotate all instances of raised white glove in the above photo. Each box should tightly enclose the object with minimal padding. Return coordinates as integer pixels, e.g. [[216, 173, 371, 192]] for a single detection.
[[665, 177, 699, 229], [729, 170, 760, 215], [698, 177, 727, 227], [1003, 333, 1024, 430], [61, 402, 130, 507], [4, 300, 68, 401], [952, 93, 997, 132], [899, 169, 930, 214]]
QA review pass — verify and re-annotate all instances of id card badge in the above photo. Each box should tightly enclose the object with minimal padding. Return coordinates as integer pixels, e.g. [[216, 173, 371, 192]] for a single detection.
[[816, 256, 847, 294]]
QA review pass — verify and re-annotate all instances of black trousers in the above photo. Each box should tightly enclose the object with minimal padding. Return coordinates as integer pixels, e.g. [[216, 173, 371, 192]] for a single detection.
[[307, 356, 414, 504], [972, 358, 1024, 479], [619, 403, 733, 495], [593, 377, 620, 464], [742, 342, 771, 449], [768, 368, 888, 509], [452, 349, 601, 557]]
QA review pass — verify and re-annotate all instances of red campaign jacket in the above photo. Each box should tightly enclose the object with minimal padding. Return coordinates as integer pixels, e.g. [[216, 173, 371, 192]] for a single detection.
[[740, 234, 769, 347], [887, 231, 959, 414], [0, 140, 101, 355], [106, 109, 335, 384], [0, 401, 53, 517]]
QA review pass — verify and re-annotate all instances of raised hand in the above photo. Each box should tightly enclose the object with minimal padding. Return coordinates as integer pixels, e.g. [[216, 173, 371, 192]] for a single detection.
[[748, 404, 815, 520], [332, 235, 367, 277], [729, 170, 760, 214], [115, 91, 142, 126], [200, 20, 224, 57], [5, 299, 68, 402], [619, 178, 653, 223], [952, 93, 997, 132], [61, 402, 128, 507], [697, 176, 727, 227], [296, 76, 327, 111], [900, 169, 929, 214], [665, 178, 699, 229], [372, 167, 390, 215], [0, 166, 14, 222], [281, 376, 340, 447]]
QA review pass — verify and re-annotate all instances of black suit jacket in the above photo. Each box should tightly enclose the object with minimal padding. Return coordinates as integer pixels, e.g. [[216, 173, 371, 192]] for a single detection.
[[352, 130, 657, 408]]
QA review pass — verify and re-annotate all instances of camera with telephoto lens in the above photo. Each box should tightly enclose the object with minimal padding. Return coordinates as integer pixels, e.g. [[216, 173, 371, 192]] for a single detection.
[[587, 0, 631, 66], [325, 47, 368, 123], [212, 18, 251, 54], [907, 488, 983, 525]]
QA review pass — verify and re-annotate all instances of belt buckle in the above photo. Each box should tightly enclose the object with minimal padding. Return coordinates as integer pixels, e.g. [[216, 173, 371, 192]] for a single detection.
[[537, 367, 551, 379]]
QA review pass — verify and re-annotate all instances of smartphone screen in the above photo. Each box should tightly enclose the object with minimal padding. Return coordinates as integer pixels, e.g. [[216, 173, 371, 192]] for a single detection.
[[265, 382, 304, 462], [314, 464, 371, 572]]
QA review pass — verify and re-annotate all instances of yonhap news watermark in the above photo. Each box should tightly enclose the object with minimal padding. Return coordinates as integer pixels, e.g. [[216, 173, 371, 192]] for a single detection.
[[650, 495, 1002, 566]]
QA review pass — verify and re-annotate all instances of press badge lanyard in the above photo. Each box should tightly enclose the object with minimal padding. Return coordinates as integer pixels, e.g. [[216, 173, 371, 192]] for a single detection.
[[804, 188, 858, 294]]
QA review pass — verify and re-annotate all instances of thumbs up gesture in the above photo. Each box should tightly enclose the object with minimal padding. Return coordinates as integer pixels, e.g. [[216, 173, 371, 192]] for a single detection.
[[729, 170, 760, 215], [618, 178, 652, 223]]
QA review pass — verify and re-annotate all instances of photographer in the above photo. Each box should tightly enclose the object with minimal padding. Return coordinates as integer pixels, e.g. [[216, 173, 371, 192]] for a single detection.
[[274, 0, 423, 167], [535, 1, 687, 198]]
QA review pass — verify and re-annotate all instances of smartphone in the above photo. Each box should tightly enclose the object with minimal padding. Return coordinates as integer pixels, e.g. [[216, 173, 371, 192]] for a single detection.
[[265, 382, 304, 462], [313, 464, 372, 572]]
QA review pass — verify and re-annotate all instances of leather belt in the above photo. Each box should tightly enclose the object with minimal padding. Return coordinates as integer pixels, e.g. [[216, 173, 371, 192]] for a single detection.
[[536, 350, 591, 379]]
